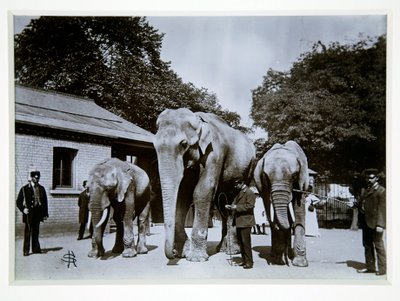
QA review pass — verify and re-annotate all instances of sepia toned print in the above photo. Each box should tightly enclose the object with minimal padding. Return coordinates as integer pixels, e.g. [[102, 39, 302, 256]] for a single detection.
[[13, 14, 387, 283]]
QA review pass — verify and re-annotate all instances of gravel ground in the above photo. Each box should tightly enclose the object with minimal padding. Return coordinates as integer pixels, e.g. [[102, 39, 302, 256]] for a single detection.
[[12, 224, 388, 284]]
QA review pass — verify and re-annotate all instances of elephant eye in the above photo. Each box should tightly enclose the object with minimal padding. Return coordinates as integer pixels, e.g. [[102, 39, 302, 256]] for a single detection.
[[180, 139, 189, 149]]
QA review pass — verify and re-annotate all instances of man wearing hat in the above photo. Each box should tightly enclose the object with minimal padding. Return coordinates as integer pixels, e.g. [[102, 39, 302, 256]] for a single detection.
[[16, 170, 49, 256], [77, 180, 93, 240], [225, 179, 256, 269], [356, 168, 386, 276]]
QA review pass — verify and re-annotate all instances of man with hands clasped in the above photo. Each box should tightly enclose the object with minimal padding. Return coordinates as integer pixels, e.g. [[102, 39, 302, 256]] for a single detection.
[[225, 179, 256, 269], [356, 168, 386, 276]]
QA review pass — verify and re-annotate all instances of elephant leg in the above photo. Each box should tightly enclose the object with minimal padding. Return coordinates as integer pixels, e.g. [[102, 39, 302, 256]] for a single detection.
[[111, 203, 125, 254], [270, 224, 287, 265], [88, 207, 110, 258], [122, 200, 137, 258], [184, 198, 212, 262], [292, 197, 308, 267], [136, 201, 150, 254]]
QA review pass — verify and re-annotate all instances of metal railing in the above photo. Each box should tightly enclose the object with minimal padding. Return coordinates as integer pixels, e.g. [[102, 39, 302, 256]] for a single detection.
[[313, 182, 355, 229]]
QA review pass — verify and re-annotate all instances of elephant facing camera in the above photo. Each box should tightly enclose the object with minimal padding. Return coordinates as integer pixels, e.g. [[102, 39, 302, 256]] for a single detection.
[[87, 158, 151, 259]]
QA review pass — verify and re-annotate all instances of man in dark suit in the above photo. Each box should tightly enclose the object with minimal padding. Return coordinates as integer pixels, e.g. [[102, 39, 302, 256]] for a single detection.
[[225, 179, 256, 269], [357, 168, 386, 276], [77, 180, 93, 240], [16, 170, 49, 256]]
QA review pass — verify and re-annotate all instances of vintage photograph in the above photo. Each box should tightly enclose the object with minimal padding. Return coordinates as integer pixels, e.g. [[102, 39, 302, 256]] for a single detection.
[[11, 12, 389, 285]]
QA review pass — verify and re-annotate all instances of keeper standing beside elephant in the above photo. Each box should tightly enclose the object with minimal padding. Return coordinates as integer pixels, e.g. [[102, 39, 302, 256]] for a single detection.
[[225, 179, 256, 269], [356, 168, 386, 276], [77, 180, 93, 240]]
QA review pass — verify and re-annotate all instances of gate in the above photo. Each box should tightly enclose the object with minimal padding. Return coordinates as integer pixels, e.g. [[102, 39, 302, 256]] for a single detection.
[[313, 180, 355, 229]]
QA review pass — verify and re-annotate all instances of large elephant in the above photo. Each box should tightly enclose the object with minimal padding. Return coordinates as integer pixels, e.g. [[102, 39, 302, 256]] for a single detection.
[[254, 140, 309, 267], [87, 158, 151, 258], [154, 108, 256, 262]]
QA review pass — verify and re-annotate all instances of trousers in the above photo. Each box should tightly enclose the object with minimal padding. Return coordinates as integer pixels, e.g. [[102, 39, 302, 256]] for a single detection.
[[362, 226, 386, 273], [236, 227, 253, 265], [23, 220, 41, 253]]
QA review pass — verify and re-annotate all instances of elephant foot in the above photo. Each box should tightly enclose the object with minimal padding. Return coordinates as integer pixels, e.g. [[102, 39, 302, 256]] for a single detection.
[[111, 244, 124, 254], [292, 256, 308, 267], [137, 244, 148, 254], [122, 248, 138, 258], [88, 246, 104, 258], [185, 249, 209, 262]]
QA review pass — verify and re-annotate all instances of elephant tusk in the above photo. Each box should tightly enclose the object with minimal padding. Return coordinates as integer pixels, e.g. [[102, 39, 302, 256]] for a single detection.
[[87, 211, 92, 229], [288, 202, 295, 222], [95, 208, 108, 228], [270, 203, 275, 223]]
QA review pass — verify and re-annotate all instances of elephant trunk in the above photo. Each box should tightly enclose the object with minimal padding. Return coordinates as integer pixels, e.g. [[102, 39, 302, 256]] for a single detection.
[[158, 159, 184, 259], [271, 182, 292, 230]]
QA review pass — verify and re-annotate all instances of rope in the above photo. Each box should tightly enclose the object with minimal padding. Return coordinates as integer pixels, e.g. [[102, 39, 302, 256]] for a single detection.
[[292, 189, 354, 207], [217, 192, 234, 266]]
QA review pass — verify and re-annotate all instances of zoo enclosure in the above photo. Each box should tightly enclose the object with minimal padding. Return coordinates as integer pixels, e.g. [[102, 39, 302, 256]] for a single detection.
[[313, 180, 356, 229]]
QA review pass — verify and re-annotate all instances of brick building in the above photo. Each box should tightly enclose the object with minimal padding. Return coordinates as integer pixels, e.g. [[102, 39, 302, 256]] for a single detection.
[[14, 85, 161, 234]]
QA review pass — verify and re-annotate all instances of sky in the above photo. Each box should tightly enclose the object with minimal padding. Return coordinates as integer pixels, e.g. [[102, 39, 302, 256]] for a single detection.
[[14, 15, 387, 139], [145, 15, 386, 138]]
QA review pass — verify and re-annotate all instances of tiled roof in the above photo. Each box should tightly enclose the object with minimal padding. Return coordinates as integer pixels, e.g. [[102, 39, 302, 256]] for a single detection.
[[15, 85, 154, 144]]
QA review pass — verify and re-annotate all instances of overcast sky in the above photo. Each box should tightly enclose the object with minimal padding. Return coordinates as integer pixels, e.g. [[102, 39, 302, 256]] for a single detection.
[[146, 15, 386, 138], [14, 15, 387, 139]]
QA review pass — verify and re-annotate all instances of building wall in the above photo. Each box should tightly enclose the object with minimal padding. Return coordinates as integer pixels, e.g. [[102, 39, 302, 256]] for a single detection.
[[15, 133, 111, 233]]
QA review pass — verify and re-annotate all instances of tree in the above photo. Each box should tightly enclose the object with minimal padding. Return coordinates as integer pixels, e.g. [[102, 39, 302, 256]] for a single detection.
[[251, 35, 386, 182], [15, 16, 246, 133]]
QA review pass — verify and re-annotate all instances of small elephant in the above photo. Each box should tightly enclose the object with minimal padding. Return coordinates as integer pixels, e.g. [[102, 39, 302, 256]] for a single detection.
[[254, 140, 309, 267], [154, 108, 256, 262], [87, 158, 151, 258]]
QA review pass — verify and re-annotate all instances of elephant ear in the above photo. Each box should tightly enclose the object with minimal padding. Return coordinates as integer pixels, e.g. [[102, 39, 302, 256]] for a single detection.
[[196, 115, 212, 154], [294, 144, 309, 191], [117, 168, 133, 203], [285, 141, 309, 191]]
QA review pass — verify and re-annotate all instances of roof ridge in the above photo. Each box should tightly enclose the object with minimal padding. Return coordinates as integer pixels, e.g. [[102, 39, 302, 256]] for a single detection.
[[15, 84, 95, 103], [17, 102, 123, 123]]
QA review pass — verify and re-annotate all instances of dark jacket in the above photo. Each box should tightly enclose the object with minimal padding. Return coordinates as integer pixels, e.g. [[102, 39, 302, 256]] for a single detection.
[[233, 186, 256, 228], [363, 184, 386, 229], [16, 182, 49, 223], [78, 190, 90, 224]]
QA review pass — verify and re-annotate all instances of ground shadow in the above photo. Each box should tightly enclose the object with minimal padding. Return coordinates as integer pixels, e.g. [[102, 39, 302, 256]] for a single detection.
[[42, 247, 63, 253], [207, 241, 220, 257], [253, 245, 273, 265], [99, 244, 158, 260], [344, 260, 365, 271]]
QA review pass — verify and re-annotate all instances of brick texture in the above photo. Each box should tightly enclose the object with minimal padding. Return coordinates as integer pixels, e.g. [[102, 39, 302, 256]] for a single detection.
[[14, 133, 111, 232]]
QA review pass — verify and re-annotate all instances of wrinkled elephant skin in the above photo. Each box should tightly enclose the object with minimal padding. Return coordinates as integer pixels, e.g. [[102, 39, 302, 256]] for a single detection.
[[254, 140, 309, 267], [87, 158, 151, 259], [154, 108, 256, 261]]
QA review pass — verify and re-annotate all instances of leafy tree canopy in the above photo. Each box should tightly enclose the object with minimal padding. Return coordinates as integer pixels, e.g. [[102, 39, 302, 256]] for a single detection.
[[15, 16, 248, 133], [251, 35, 386, 182]]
